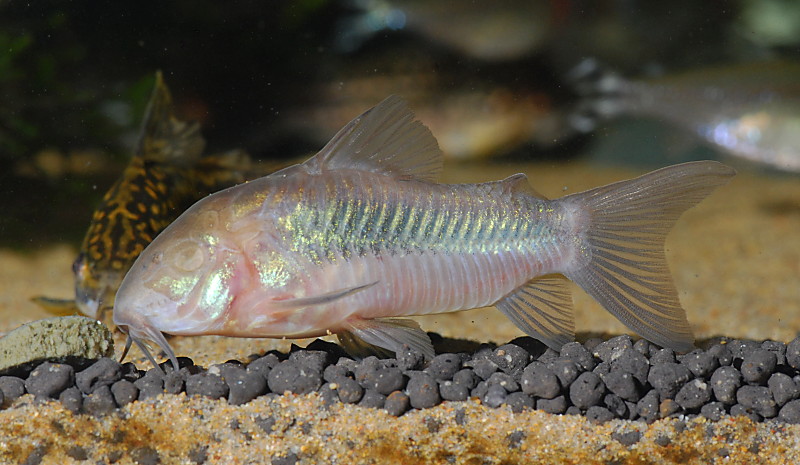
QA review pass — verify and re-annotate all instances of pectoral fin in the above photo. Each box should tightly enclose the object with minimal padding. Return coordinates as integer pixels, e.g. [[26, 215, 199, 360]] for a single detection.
[[495, 274, 575, 350], [271, 282, 378, 309], [338, 318, 435, 360]]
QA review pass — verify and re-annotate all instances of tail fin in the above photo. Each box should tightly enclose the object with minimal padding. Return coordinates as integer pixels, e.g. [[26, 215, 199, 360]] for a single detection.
[[562, 161, 735, 352]]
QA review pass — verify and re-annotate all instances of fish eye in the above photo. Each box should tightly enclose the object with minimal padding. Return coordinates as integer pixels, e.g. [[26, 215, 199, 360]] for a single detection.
[[170, 241, 206, 272]]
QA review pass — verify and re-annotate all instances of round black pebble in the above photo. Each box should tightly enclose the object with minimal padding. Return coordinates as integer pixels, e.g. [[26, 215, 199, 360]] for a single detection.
[[504, 392, 534, 413], [489, 344, 530, 377], [707, 343, 734, 366], [426, 353, 463, 381], [25, 362, 74, 398], [676, 379, 712, 410], [549, 359, 580, 387], [111, 380, 139, 407], [786, 337, 800, 370], [736, 385, 777, 418], [385, 391, 410, 416], [768, 373, 800, 406], [439, 381, 469, 402], [520, 362, 561, 399], [681, 352, 720, 379], [779, 399, 800, 424], [711, 366, 742, 404], [268, 361, 322, 395], [358, 389, 386, 408], [163, 371, 185, 395], [569, 372, 605, 409], [186, 373, 229, 400], [362, 367, 405, 395], [289, 349, 330, 373], [0, 376, 25, 403], [452, 369, 479, 390], [603, 370, 640, 402], [83, 385, 117, 416], [536, 395, 567, 414], [226, 370, 267, 405], [75, 358, 122, 394], [406, 372, 441, 409], [469, 358, 499, 380], [612, 430, 641, 446], [740, 349, 777, 385], [586, 406, 615, 423], [396, 347, 425, 371], [247, 353, 280, 380], [58, 386, 82, 414], [637, 390, 660, 423], [701, 402, 726, 421], [333, 377, 363, 404], [135, 373, 164, 400], [648, 363, 692, 399], [487, 372, 519, 393], [593, 335, 634, 363], [483, 384, 507, 408], [560, 342, 597, 371]]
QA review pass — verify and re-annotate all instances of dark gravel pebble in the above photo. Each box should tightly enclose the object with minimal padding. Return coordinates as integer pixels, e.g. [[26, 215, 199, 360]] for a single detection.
[[786, 337, 800, 369], [648, 363, 692, 399], [130, 446, 160, 465], [358, 389, 386, 408], [701, 402, 726, 421], [768, 372, 799, 406], [16, 333, 800, 424], [25, 362, 74, 398], [268, 361, 322, 395], [505, 392, 534, 413], [736, 385, 777, 418], [83, 385, 117, 416], [75, 358, 122, 394], [439, 380, 469, 402], [58, 386, 82, 413], [271, 452, 298, 465], [603, 370, 640, 402], [384, 391, 410, 416], [570, 372, 605, 409], [779, 399, 800, 424], [0, 376, 25, 403], [188, 445, 208, 464], [676, 379, 713, 410], [111, 380, 138, 407], [521, 362, 561, 399], [740, 349, 777, 385], [426, 353, 463, 380], [184, 373, 228, 400], [333, 377, 363, 404], [406, 372, 441, 409], [681, 352, 720, 379], [489, 344, 531, 377]]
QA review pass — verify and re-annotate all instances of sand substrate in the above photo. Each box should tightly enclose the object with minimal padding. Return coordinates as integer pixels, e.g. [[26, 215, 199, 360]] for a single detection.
[[1, 160, 798, 464]]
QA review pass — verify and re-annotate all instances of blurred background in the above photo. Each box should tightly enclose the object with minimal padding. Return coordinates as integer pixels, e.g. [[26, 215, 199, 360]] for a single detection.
[[1, 0, 799, 248]]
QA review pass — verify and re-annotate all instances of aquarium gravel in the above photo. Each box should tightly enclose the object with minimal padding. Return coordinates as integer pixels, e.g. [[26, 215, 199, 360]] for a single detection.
[[6, 334, 800, 425]]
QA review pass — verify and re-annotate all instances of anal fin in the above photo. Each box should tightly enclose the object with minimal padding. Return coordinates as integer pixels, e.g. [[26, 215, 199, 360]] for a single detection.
[[338, 318, 435, 361], [494, 274, 575, 350]]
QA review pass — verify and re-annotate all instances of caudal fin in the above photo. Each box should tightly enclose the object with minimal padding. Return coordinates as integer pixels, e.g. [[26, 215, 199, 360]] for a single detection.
[[562, 161, 735, 352]]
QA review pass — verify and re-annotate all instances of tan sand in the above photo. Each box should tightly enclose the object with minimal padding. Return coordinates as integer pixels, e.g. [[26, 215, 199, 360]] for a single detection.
[[0, 160, 798, 464]]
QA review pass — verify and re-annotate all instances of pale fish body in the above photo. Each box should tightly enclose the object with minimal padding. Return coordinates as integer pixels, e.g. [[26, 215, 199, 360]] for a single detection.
[[571, 60, 800, 171], [113, 96, 735, 371]]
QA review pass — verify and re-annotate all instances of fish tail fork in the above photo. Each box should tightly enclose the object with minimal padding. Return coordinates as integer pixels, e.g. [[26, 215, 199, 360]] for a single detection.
[[561, 161, 736, 352]]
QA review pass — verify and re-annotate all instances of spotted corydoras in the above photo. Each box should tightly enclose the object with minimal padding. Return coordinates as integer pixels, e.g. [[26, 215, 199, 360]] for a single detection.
[[113, 95, 735, 371]]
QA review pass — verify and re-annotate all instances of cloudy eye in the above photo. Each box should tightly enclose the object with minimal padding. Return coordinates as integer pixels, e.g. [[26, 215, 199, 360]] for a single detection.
[[170, 241, 205, 272]]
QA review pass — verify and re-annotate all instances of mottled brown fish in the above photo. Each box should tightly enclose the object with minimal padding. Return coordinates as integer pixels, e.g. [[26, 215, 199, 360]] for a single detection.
[[33, 72, 259, 320]]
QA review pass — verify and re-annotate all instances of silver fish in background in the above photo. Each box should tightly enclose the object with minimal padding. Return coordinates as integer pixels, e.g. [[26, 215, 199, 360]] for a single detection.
[[113, 96, 735, 371], [570, 59, 800, 172], [337, 0, 559, 60]]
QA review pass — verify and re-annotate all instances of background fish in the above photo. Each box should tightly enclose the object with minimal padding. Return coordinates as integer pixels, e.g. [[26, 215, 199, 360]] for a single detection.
[[112, 96, 735, 371], [33, 72, 264, 320], [569, 59, 800, 172]]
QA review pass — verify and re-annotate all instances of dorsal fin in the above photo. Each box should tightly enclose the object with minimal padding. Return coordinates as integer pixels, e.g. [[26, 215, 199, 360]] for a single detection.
[[303, 95, 443, 182], [134, 71, 205, 166]]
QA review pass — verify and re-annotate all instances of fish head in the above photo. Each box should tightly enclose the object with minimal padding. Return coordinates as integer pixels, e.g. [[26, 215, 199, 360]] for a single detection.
[[113, 203, 245, 356], [72, 252, 123, 320]]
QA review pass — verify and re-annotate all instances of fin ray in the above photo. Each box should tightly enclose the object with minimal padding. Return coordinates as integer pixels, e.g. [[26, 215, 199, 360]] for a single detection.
[[338, 318, 435, 360], [495, 274, 575, 350], [304, 95, 443, 182], [272, 282, 377, 309]]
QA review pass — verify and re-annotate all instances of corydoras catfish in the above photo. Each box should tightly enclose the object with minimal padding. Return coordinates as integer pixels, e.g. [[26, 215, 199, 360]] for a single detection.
[[113, 96, 735, 371]]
